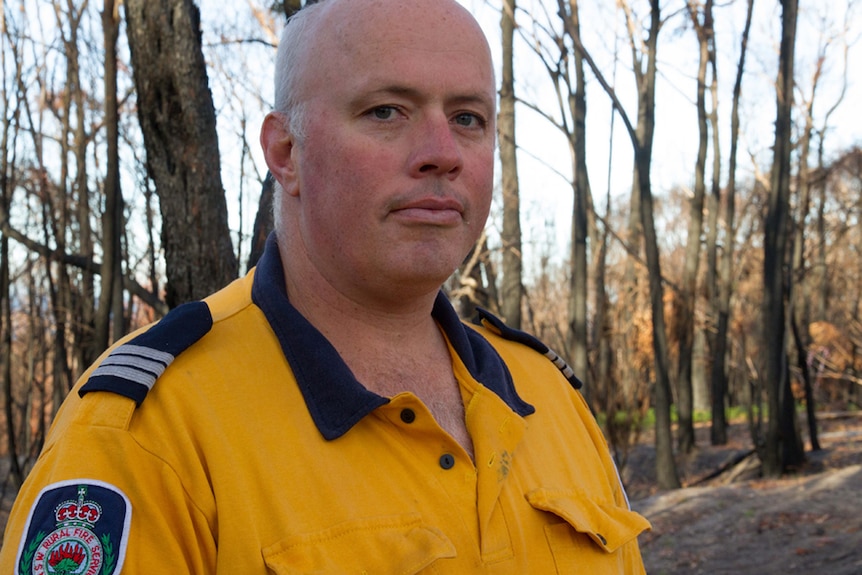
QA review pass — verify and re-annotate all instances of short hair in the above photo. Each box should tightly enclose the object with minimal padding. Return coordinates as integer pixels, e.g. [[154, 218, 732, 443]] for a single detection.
[[271, 2, 330, 236], [273, 1, 329, 142]]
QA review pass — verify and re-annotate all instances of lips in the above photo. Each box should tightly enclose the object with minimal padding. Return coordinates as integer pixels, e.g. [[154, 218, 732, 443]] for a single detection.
[[389, 196, 465, 226]]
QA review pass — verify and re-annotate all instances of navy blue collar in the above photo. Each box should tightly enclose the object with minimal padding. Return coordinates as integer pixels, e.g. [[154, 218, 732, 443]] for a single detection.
[[250, 234, 534, 440]]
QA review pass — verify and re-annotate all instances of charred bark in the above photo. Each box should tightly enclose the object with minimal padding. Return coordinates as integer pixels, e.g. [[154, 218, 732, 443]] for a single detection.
[[125, 0, 237, 307]]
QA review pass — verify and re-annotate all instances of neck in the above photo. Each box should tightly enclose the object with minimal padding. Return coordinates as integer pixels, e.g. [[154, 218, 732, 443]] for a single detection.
[[277, 237, 444, 363], [276, 236, 473, 458]]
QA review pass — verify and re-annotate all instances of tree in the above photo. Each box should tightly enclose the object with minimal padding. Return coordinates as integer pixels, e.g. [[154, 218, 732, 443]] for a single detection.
[[1, 0, 24, 487], [92, 0, 124, 362], [813, 8, 852, 325], [555, 0, 592, 398], [674, 0, 715, 454], [623, 0, 680, 489], [762, 0, 805, 476], [710, 0, 754, 446], [451, 231, 498, 318], [789, 37, 828, 455], [499, 0, 524, 329], [549, 0, 680, 488], [53, 0, 98, 371], [124, 0, 237, 307], [519, 0, 598, 397]]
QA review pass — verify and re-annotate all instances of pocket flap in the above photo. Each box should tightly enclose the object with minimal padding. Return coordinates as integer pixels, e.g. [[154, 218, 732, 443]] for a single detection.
[[526, 488, 651, 553], [262, 513, 456, 574]]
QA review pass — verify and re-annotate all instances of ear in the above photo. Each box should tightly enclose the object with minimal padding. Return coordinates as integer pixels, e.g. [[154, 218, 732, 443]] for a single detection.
[[260, 112, 300, 197]]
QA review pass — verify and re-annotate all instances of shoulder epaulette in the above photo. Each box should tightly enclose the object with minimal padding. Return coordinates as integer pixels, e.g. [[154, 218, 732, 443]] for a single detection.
[[474, 307, 583, 390], [79, 301, 213, 406]]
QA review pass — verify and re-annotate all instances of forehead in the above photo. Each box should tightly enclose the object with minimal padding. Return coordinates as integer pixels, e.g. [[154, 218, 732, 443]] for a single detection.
[[300, 0, 495, 102], [328, 0, 483, 47]]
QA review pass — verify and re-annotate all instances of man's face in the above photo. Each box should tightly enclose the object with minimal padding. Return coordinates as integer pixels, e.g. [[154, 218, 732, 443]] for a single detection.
[[279, 0, 496, 306]]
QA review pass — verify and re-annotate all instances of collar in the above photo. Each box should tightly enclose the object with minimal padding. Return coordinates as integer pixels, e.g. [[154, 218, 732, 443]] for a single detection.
[[250, 234, 534, 440]]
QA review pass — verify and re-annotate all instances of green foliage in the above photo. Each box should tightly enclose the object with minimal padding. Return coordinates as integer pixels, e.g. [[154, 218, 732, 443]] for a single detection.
[[599, 405, 760, 432]]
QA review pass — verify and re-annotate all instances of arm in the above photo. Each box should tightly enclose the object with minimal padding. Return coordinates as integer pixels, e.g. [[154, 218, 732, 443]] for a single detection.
[[0, 393, 216, 575]]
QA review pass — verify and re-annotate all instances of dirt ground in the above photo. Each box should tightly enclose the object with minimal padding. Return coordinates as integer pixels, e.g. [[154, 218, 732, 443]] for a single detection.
[[626, 412, 862, 575], [1, 413, 861, 573]]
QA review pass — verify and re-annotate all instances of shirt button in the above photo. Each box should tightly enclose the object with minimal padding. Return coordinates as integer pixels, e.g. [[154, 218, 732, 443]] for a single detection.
[[596, 533, 607, 546], [400, 408, 416, 424], [439, 453, 455, 470]]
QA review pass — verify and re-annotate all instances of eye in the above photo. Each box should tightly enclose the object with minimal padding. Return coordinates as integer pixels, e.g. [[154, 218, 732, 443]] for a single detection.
[[453, 112, 485, 129], [369, 106, 399, 120]]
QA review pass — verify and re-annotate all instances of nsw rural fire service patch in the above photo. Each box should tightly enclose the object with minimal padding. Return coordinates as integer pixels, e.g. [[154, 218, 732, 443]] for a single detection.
[[15, 480, 130, 575]]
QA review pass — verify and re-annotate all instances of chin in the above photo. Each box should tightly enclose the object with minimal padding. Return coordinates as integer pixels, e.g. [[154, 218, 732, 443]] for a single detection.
[[386, 264, 454, 294], [381, 240, 472, 286]]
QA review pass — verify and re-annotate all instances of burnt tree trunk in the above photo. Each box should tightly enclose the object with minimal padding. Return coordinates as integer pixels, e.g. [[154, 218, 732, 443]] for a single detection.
[[635, 0, 680, 490], [762, 0, 804, 476], [561, 0, 592, 399], [498, 0, 523, 329], [675, 0, 713, 455], [125, 0, 237, 307], [711, 0, 753, 446], [93, 0, 124, 358]]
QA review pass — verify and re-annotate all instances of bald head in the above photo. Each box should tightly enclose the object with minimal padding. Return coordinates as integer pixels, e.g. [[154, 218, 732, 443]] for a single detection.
[[273, 0, 494, 138], [260, 0, 498, 304]]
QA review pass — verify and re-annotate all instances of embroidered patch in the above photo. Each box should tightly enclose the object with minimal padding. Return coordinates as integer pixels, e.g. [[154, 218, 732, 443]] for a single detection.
[[15, 480, 131, 575]]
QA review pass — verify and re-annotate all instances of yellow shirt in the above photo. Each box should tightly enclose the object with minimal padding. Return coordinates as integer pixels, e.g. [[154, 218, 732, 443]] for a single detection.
[[1, 237, 649, 574]]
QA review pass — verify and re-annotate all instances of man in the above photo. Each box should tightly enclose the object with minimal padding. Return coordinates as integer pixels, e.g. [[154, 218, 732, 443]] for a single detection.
[[0, 0, 649, 572]]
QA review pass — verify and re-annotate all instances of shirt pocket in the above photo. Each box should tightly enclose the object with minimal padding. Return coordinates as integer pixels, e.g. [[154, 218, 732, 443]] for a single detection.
[[261, 512, 456, 575], [526, 488, 650, 574]]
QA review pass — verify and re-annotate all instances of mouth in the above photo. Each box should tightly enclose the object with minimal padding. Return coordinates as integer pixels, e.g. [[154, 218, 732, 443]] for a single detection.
[[389, 196, 465, 226]]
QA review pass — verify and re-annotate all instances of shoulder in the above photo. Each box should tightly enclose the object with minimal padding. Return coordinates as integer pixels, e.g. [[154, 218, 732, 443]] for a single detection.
[[469, 307, 583, 390], [78, 272, 257, 406], [78, 301, 214, 406]]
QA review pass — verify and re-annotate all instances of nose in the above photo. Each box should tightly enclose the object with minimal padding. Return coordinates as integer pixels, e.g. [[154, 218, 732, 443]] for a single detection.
[[409, 113, 463, 179]]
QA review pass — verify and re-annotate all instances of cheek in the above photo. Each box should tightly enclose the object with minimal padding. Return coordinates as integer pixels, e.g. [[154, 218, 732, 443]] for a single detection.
[[299, 163, 375, 248], [467, 154, 495, 222], [304, 135, 387, 193]]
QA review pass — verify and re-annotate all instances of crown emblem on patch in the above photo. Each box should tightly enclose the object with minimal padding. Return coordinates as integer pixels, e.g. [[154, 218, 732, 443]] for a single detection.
[[54, 486, 103, 529]]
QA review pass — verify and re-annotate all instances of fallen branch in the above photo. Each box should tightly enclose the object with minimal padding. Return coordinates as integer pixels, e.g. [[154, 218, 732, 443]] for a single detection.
[[687, 448, 758, 487]]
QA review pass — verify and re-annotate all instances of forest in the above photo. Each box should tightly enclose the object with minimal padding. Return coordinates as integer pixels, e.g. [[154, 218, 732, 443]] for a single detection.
[[0, 0, 860, 527]]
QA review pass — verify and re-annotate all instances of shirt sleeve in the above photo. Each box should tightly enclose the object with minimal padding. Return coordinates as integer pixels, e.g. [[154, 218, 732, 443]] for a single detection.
[[0, 392, 216, 575]]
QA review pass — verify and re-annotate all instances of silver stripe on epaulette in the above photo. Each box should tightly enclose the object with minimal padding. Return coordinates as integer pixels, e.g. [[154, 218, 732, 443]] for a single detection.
[[89, 365, 159, 389], [90, 344, 176, 390], [544, 349, 575, 379], [112, 344, 174, 365], [99, 353, 170, 376]]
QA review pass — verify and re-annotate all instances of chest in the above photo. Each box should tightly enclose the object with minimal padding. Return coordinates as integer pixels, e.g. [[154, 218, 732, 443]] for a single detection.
[[354, 353, 474, 456], [154, 319, 647, 573], [185, 381, 643, 575]]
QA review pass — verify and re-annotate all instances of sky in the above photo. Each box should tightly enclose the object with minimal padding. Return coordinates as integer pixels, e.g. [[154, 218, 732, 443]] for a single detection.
[[455, 0, 862, 272]]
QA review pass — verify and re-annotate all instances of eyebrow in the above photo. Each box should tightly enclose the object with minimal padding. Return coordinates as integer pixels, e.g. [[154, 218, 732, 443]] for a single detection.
[[351, 85, 495, 112]]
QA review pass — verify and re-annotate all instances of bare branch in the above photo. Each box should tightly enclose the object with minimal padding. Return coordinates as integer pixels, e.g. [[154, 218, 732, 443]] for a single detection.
[[0, 217, 168, 315]]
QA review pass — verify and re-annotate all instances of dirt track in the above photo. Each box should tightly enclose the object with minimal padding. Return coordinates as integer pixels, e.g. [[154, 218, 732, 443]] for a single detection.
[[629, 415, 862, 574]]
